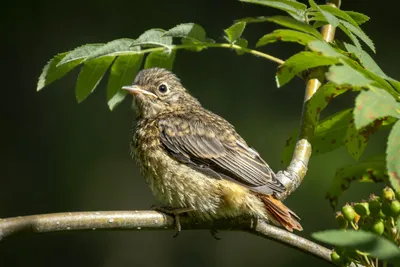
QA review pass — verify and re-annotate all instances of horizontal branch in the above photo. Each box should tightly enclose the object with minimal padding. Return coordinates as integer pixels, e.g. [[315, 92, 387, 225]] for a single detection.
[[1, 210, 333, 264]]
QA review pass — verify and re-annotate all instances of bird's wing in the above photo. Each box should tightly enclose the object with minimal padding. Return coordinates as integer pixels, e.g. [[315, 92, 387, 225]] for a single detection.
[[158, 116, 285, 195]]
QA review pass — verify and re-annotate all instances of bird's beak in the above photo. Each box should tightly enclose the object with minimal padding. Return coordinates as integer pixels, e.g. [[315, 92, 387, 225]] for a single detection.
[[122, 85, 158, 98]]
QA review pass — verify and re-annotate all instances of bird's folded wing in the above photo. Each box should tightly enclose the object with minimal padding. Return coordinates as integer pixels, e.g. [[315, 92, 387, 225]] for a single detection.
[[158, 117, 285, 195]]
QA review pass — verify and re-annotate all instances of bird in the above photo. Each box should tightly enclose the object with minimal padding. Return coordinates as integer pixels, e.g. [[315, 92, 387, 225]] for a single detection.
[[122, 67, 302, 235]]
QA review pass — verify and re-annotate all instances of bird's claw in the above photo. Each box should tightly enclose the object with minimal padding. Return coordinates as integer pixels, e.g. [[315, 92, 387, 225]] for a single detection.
[[152, 206, 193, 237], [210, 228, 221, 240]]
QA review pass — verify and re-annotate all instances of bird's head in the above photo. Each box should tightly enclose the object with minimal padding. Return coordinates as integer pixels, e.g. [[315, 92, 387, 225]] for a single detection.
[[123, 68, 200, 118]]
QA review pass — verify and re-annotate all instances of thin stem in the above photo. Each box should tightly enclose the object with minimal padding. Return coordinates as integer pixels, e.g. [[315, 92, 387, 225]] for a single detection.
[[0, 211, 331, 264], [276, 0, 341, 200], [113, 43, 285, 65]]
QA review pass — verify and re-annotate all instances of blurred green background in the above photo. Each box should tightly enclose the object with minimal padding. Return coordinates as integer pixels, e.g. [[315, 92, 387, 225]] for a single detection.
[[1, 0, 399, 266]]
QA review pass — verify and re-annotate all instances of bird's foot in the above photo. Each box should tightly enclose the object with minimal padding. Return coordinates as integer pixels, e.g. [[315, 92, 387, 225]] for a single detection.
[[152, 206, 194, 237], [210, 228, 221, 240]]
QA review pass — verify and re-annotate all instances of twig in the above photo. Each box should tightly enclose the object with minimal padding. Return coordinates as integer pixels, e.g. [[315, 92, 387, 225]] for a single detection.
[[276, 0, 342, 200], [0, 211, 331, 263]]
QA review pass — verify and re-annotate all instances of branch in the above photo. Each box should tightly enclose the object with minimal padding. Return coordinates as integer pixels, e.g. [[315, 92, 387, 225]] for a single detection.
[[0, 210, 332, 263], [276, 0, 342, 200]]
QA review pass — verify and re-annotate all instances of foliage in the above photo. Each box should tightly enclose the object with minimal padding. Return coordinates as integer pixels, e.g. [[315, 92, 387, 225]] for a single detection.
[[37, 0, 400, 265]]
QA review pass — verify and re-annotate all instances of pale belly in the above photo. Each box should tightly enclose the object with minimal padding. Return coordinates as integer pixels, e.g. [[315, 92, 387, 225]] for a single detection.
[[137, 149, 267, 221]]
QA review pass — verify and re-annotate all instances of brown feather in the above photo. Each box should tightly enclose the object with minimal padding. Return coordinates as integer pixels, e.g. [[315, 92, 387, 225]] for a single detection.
[[256, 193, 303, 232]]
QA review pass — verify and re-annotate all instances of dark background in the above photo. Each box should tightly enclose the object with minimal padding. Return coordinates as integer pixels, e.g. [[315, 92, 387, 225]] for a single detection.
[[1, 0, 399, 266]]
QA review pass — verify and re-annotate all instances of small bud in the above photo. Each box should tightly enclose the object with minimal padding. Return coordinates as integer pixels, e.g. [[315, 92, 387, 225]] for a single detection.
[[330, 251, 342, 265], [342, 204, 356, 222], [391, 200, 400, 217], [335, 212, 348, 229], [371, 219, 385, 235], [369, 196, 381, 216], [383, 187, 395, 202], [354, 202, 370, 217]]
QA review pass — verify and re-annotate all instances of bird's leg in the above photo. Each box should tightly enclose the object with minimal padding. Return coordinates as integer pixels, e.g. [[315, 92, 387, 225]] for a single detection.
[[153, 206, 194, 237], [210, 228, 221, 240]]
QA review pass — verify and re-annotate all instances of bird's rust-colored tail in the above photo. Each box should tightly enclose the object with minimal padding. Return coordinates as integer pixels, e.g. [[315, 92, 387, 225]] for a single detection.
[[257, 194, 303, 232]]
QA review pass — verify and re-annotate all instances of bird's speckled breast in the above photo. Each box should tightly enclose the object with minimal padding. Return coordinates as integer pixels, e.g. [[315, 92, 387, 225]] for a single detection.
[[131, 117, 222, 213]]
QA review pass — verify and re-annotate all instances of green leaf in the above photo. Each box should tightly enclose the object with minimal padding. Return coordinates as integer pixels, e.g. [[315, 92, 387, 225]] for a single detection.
[[239, 0, 307, 21], [37, 52, 84, 91], [344, 43, 400, 92], [326, 64, 373, 87], [233, 38, 248, 55], [107, 54, 143, 110], [163, 23, 206, 43], [144, 50, 176, 70], [256, 29, 318, 47], [313, 108, 353, 155], [319, 5, 360, 29], [281, 128, 298, 167], [276, 51, 338, 87], [85, 39, 136, 61], [308, 40, 343, 58], [75, 56, 114, 103], [354, 87, 400, 129], [338, 23, 363, 52], [326, 154, 386, 208], [57, 44, 104, 67], [224, 22, 246, 43], [341, 20, 375, 53], [387, 120, 400, 192], [131, 29, 172, 48], [309, 0, 339, 27], [264, 16, 322, 39], [312, 230, 400, 263], [282, 109, 353, 167], [345, 11, 370, 25], [307, 82, 353, 124]]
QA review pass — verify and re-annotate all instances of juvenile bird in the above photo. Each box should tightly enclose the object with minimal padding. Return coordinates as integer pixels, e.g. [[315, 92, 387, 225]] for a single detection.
[[123, 68, 302, 234]]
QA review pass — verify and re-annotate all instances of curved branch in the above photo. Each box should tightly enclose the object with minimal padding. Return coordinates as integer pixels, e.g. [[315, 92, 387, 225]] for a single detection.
[[0, 210, 333, 263], [277, 0, 342, 200]]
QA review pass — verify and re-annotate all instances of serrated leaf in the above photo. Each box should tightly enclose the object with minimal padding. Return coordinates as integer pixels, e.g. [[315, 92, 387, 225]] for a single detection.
[[282, 109, 353, 167], [265, 16, 322, 39], [276, 51, 338, 87], [180, 38, 208, 51], [344, 43, 400, 92], [326, 154, 386, 208], [163, 23, 206, 43], [345, 11, 370, 25], [85, 39, 136, 61], [326, 64, 373, 86], [37, 52, 83, 91], [75, 56, 114, 103], [387, 120, 400, 192], [313, 108, 353, 155], [344, 119, 386, 161], [338, 23, 363, 52], [256, 29, 318, 47], [57, 44, 104, 67], [312, 230, 400, 263], [233, 38, 248, 55], [354, 87, 400, 129], [281, 128, 298, 167], [309, 0, 339, 27], [340, 20, 375, 53], [308, 40, 343, 58], [131, 29, 172, 48], [307, 82, 353, 124], [224, 22, 246, 43], [320, 5, 360, 29], [239, 0, 307, 21], [144, 50, 176, 70], [107, 54, 143, 110]]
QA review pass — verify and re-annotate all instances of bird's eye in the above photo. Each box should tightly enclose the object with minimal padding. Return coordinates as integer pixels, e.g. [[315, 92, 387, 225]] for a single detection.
[[158, 84, 168, 94]]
